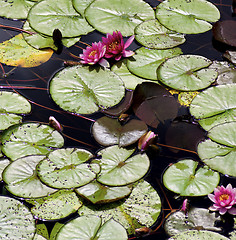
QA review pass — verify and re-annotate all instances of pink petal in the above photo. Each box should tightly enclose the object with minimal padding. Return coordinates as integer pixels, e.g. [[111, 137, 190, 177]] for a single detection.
[[219, 207, 227, 215], [98, 58, 110, 68], [124, 35, 135, 48], [228, 207, 236, 215], [123, 50, 135, 58], [208, 193, 216, 203]]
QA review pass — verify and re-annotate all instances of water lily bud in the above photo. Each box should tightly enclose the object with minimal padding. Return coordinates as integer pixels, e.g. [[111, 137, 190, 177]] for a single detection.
[[49, 116, 63, 132], [135, 227, 152, 237], [138, 131, 157, 151]]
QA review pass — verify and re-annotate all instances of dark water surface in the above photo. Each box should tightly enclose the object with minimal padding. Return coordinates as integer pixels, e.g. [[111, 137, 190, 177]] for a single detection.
[[0, 0, 235, 239]]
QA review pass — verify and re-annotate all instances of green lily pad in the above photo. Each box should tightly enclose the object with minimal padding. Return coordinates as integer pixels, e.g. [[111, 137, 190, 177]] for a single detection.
[[3, 155, 57, 198], [28, 0, 94, 37], [163, 159, 220, 196], [156, 0, 220, 34], [135, 19, 186, 49], [127, 47, 182, 80], [34, 224, 49, 240], [75, 181, 132, 204], [1, 123, 64, 161], [84, 0, 155, 36], [169, 230, 229, 240], [78, 180, 161, 235], [0, 158, 10, 181], [0, 196, 36, 239], [164, 208, 222, 237], [95, 145, 150, 186], [49, 65, 125, 115], [29, 190, 83, 220], [92, 116, 148, 147], [56, 215, 128, 240], [0, 91, 31, 131], [72, 0, 94, 17], [37, 148, 99, 189], [190, 84, 236, 131], [198, 122, 236, 177], [157, 55, 218, 91], [0, 0, 35, 19]]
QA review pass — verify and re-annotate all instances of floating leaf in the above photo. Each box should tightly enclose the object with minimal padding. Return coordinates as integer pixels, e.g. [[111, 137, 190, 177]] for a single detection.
[[85, 0, 155, 36], [3, 155, 57, 198], [0, 196, 36, 239], [72, 0, 94, 17], [78, 180, 161, 235], [190, 84, 236, 131], [198, 122, 236, 177], [49, 65, 125, 115], [163, 159, 220, 196], [34, 224, 49, 240], [28, 0, 93, 37], [132, 82, 180, 128], [127, 47, 182, 80], [156, 0, 220, 34], [177, 91, 199, 107], [92, 116, 148, 147], [56, 216, 128, 240], [95, 145, 150, 186], [0, 34, 53, 67], [164, 208, 222, 236], [30, 190, 82, 220], [50, 223, 64, 240], [1, 123, 64, 161], [0, 91, 31, 130], [223, 51, 236, 65], [157, 55, 218, 91], [37, 148, 99, 189], [0, 158, 10, 181], [135, 19, 186, 49], [75, 181, 132, 204]]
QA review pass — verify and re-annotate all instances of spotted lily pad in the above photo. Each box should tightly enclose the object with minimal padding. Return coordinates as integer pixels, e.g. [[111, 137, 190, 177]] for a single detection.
[[157, 55, 218, 91], [1, 123, 64, 161], [198, 121, 236, 177], [0, 91, 31, 131], [2, 155, 57, 198], [37, 148, 99, 189], [190, 84, 236, 131], [84, 0, 155, 36], [0, 196, 36, 239], [49, 65, 125, 115], [156, 0, 220, 34], [127, 47, 182, 80], [163, 159, 220, 196], [78, 180, 161, 235], [28, 0, 94, 37], [135, 19, 186, 49], [92, 116, 148, 147], [56, 216, 128, 240], [0, 158, 10, 181], [75, 181, 132, 204], [94, 145, 150, 186]]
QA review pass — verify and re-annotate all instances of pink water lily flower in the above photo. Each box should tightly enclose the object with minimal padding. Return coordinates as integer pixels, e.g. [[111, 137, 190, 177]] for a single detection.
[[208, 184, 236, 215], [102, 31, 135, 61], [138, 131, 157, 152], [79, 41, 109, 67]]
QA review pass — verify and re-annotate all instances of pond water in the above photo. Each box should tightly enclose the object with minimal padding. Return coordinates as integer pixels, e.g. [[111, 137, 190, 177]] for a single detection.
[[0, 0, 235, 239]]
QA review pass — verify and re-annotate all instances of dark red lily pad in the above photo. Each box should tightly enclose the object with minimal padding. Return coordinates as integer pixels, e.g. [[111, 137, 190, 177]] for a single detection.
[[212, 20, 236, 47], [132, 82, 180, 128]]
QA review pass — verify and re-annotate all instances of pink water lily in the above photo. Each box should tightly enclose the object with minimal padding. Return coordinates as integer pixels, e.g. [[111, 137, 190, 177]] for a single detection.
[[208, 184, 236, 215], [102, 31, 135, 61], [138, 131, 157, 152]]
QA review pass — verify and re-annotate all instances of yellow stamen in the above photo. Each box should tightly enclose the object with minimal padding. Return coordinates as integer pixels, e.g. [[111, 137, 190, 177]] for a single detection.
[[109, 41, 119, 50], [89, 50, 97, 57], [219, 194, 229, 201]]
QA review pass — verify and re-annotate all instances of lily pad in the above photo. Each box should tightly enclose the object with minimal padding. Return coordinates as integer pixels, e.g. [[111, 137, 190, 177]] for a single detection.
[[50, 65, 125, 115], [1, 123, 64, 161], [190, 84, 236, 131], [0, 158, 10, 181], [156, 0, 220, 34], [0, 91, 31, 131], [28, 0, 94, 37], [135, 19, 186, 49], [37, 148, 99, 189], [75, 181, 132, 204], [29, 190, 83, 220], [56, 216, 128, 240], [0, 196, 36, 239], [95, 145, 150, 186], [127, 47, 182, 80], [0, 0, 35, 19], [157, 55, 218, 91], [84, 0, 155, 36], [2, 155, 57, 198], [198, 122, 236, 177], [78, 180, 161, 235], [72, 0, 94, 17], [92, 116, 148, 147], [224, 51, 236, 65], [163, 159, 220, 196]]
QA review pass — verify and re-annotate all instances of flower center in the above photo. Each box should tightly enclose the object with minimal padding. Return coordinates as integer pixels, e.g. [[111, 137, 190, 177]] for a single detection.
[[89, 50, 97, 57], [219, 194, 229, 201], [109, 42, 119, 51]]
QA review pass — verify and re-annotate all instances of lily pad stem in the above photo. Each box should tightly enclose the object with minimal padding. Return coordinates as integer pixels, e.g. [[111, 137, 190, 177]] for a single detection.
[[0, 24, 35, 35]]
